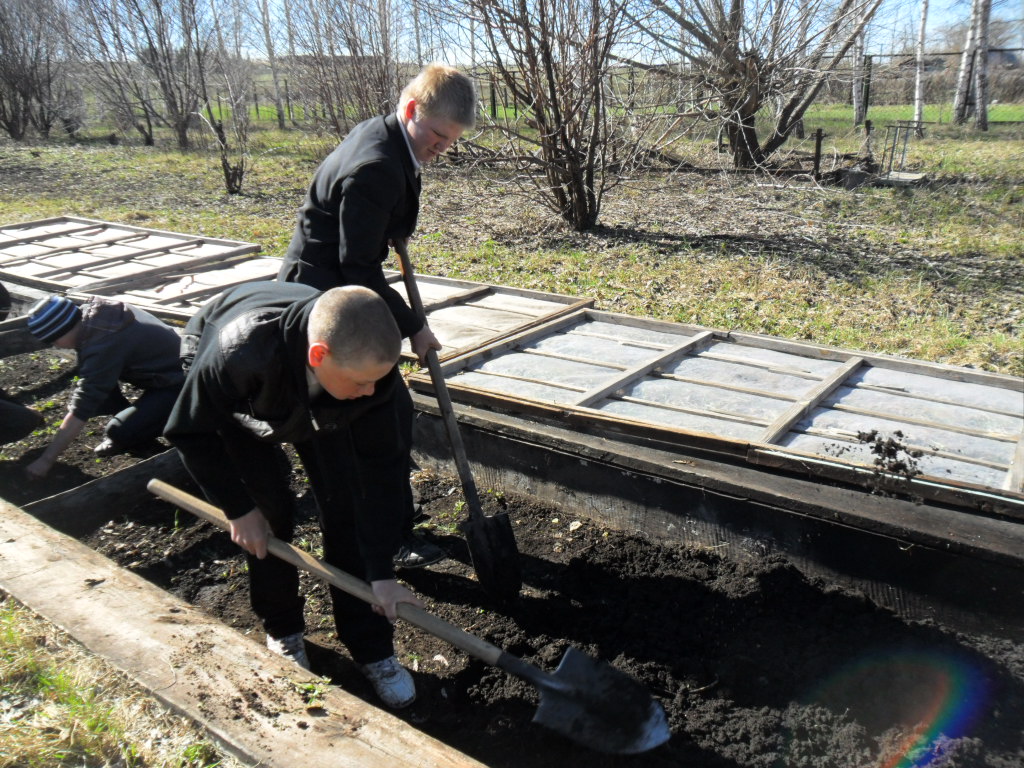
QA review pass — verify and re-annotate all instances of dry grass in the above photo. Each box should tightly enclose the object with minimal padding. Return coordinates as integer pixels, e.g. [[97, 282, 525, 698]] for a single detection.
[[0, 594, 242, 768]]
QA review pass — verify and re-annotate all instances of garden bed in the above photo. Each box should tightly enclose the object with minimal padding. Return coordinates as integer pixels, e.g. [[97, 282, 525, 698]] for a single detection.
[[2, 348, 1023, 767]]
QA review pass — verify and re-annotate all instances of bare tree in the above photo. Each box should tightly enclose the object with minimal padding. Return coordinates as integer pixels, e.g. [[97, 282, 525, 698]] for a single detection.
[[913, 0, 929, 133], [851, 10, 867, 126], [201, 0, 258, 192], [287, 0, 403, 136], [946, 0, 978, 121], [0, 0, 78, 140], [254, 0, 288, 129], [463, 0, 638, 230], [623, 0, 885, 168], [972, 0, 992, 129], [71, 0, 212, 148], [950, 0, 991, 128]]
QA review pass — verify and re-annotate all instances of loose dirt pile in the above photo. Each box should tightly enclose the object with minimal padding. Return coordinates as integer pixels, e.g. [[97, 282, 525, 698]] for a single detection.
[[1, 349, 1022, 768]]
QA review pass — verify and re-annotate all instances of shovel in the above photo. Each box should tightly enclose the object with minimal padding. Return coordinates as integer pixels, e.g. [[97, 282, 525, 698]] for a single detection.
[[393, 240, 522, 604], [147, 479, 671, 754]]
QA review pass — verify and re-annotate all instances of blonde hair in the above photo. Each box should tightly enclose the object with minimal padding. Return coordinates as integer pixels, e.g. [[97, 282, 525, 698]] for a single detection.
[[309, 286, 401, 368], [399, 63, 477, 129]]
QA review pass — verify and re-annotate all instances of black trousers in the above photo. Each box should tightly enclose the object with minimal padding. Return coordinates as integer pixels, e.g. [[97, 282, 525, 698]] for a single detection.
[[98, 384, 182, 447], [247, 384, 414, 665], [0, 398, 43, 445]]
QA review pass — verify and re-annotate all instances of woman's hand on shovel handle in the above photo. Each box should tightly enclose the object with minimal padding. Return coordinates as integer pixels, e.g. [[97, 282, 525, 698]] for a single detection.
[[371, 579, 424, 623]]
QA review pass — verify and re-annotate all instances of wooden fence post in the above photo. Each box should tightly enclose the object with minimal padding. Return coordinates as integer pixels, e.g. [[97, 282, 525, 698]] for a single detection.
[[813, 128, 824, 180]]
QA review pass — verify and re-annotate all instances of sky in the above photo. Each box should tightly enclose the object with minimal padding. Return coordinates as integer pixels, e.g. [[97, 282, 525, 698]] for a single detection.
[[868, 0, 1023, 54]]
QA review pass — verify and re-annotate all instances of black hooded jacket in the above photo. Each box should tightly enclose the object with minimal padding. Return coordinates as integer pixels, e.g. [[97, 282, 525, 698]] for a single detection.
[[164, 281, 405, 581], [277, 113, 423, 340]]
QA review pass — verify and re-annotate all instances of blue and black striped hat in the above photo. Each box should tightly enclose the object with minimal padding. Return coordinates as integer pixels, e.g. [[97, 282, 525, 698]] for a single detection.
[[27, 295, 81, 343]]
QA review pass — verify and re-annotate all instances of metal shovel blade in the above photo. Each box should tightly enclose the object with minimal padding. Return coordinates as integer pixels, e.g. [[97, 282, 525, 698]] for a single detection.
[[502, 647, 671, 754], [462, 509, 522, 604]]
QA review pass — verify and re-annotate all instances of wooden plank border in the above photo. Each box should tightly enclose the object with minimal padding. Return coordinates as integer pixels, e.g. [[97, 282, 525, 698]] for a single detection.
[[0, 501, 484, 768]]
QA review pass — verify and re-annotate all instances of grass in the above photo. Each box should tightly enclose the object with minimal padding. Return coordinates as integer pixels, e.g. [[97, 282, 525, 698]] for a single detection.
[[0, 595, 237, 768]]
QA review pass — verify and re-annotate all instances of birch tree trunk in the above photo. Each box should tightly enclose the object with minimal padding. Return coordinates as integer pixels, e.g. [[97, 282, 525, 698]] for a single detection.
[[973, 0, 991, 130], [952, 0, 979, 123], [257, 0, 287, 130], [913, 0, 928, 134], [852, 11, 866, 126]]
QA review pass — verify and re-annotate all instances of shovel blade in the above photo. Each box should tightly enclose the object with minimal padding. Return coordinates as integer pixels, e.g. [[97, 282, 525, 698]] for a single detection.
[[534, 648, 671, 754], [462, 510, 523, 603]]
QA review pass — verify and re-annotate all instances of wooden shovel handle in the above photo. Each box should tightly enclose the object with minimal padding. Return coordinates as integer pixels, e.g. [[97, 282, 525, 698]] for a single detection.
[[147, 479, 503, 666], [393, 240, 485, 520]]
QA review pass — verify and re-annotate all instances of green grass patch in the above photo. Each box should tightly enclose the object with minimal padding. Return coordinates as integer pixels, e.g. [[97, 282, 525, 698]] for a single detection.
[[0, 597, 234, 768]]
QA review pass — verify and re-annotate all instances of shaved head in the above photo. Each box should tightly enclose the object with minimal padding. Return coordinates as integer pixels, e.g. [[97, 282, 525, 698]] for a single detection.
[[308, 286, 401, 369]]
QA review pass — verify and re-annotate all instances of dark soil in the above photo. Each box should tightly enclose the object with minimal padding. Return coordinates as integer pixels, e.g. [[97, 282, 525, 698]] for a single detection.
[[1, 349, 1023, 768]]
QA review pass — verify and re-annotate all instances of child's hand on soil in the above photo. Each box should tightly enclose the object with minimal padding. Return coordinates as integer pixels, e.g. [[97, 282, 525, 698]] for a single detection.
[[25, 456, 53, 480]]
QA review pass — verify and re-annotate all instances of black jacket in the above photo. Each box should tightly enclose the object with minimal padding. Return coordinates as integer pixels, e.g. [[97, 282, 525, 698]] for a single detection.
[[278, 113, 423, 339], [164, 281, 405, 580]]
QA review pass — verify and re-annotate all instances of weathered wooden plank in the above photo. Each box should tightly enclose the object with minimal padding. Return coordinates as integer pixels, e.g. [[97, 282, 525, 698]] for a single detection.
[[0, 503, 485, 768], [383, 269, 590, 311], [2, 216, 253, 248], [662, 355, 812, 398], [0, 314, 28, 330], [0, 232, 147, 267], [0, 221, 108, 248], [731, 330, 1024, 391], [74, 248, 259, 293], [430, 304, 547, 335], [794, 408, 1016, 468], [435, 312, 591, 376], [143, 259, 283, 304], [576, 332, 715, 408], [1003, 436, 1024, 494], [422, 285, 492, 312], [468, 291, 577, 315], [36, 238, 207, 277], [761, 357, 865, 444], [851, 366, 1024, 416], [0, 325, 45, 357], [748, 444, 1024, 522], [24, 450, 190, 537]]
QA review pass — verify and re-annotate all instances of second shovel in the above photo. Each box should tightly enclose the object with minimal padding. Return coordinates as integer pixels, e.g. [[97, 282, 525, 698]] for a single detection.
[[395, 240, 522, 603]]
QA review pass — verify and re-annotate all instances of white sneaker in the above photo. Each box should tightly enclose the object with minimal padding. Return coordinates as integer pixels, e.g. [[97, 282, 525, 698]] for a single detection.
[[359, 656, 416, 708], [266, 632, 310, 670]]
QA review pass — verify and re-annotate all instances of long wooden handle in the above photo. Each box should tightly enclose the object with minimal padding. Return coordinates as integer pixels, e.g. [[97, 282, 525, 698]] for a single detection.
[[147, 479, 503, 666], [393, 240, 485, 519]]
